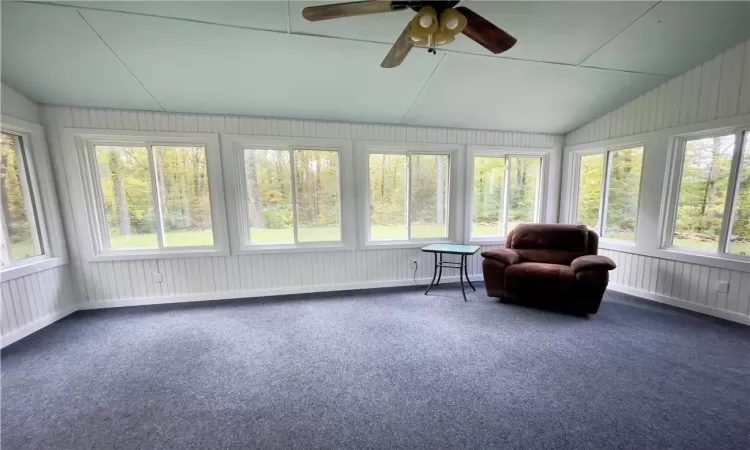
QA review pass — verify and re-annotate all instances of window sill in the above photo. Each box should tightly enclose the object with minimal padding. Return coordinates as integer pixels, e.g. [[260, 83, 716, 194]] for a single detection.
[[239, 242, 354, 255], [468, 237, 507, 246], [362, 239, 455, 250], [1, 256, 67, 282], [598, 239, 637, 252], [658, 247, 750, 272], [89, 248, 229, 262]]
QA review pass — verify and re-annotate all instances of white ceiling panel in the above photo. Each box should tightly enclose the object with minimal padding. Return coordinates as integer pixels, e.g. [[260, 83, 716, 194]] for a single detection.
[[445, 0, 658, 64], [57, 0, 289, 32], [403, 53, 667, 134], [0, 2, 161, 110], [79, 10, 441, 123], [583, 1, 750, 76], [291, 1, 658, 65]]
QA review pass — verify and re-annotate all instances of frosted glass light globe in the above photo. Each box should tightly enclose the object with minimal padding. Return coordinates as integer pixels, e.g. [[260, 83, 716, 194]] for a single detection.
[[446, 18, 459, 30], [419, 15, 433, 28]]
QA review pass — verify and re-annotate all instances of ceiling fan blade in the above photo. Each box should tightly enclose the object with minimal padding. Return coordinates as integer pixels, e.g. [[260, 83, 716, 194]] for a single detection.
[[303, 1, 408, 22], [381, 23, 414, 68], [455, 6, 516, 54]]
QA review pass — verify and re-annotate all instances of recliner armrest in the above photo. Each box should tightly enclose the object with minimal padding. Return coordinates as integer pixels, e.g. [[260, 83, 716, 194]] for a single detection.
[[571, 255, 616, 273], [481, 248, 520, 266]]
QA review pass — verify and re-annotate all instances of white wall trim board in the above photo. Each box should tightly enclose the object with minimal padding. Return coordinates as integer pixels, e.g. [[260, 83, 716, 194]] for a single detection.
[[0, 305, 77, 348], [607, 284, 750, 326]]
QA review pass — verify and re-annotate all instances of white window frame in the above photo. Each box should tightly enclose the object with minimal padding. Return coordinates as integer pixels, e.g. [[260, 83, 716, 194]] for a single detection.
[[466, 146, 549, 244], [65, 129, 228, 261], [357, 142, 463, 249], [1, 116, 66, 281], [221, 135, 354, 254], [568, 143, 645, 244], [660, 125, 750, 260]]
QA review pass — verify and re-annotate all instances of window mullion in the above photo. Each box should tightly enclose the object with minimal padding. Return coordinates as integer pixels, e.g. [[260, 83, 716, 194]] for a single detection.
[[406, 154, 412, 240], [502, 156, 510, 235], [597, 152, 611, 236], [147, 145, 166, 249], [1, 209, 13, 265], [238, 148, 252, 247], [13, 136, 43, 255], [289, 149, 300, 244], [719, 130, 745, 253]]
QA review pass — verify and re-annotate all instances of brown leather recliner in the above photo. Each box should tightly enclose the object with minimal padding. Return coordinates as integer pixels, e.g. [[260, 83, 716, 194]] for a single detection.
[[481, 223, 616, 314]]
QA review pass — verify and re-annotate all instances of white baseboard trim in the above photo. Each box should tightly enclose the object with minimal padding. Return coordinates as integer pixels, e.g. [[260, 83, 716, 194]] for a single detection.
[[607, 283, 750, 326], [1, 305, 78, 348], [79, 274, 484, 310]]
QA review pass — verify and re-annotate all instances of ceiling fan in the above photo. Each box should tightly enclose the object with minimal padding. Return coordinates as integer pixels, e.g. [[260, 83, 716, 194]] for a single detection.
[[302, 1, 517, 68]]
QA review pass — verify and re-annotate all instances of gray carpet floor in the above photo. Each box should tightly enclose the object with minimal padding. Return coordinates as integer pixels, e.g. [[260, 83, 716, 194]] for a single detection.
[[2, 285, 749, 450]]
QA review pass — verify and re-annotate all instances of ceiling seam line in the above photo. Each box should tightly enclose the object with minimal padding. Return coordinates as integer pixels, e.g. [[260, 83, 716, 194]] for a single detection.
[[75, 10, 166, 112], [27, 0, 669, 78], [400, 53, 447, 124], [285, 0, 292, 33], [576, 0, 662, 67]]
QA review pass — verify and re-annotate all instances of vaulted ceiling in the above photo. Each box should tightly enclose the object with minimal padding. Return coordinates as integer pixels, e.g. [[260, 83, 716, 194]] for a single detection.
[[2, 1, 749, 134]]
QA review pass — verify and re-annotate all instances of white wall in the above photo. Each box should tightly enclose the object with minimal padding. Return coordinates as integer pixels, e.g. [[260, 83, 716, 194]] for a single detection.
[[562, 38, 750, 325], [1, 84, 76, 346], [42, 107, 562, 309]]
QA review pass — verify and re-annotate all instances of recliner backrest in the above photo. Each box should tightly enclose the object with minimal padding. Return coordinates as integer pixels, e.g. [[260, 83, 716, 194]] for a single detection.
[[505, 224, 598, 265]]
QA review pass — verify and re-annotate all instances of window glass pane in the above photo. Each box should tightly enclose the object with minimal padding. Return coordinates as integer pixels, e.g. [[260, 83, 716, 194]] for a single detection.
[[95, 146, 157, 249], [728, 132, 750, 256], [507, 157, 541, 232], [410, 154, 449, 239], [1, 132, 43, 262], [576, 153, 604, 231], [154, 146, 213, 248], [369, 154, 407, 240], [245, 149, 294, 245], [603, 147, 643, 241], [471, 156, 506, 238], [673, 135, 735, 252], [294, 150, 341, 242]]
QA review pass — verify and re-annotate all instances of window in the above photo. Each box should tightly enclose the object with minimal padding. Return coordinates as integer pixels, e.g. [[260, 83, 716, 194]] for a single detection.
[[574, 146, 643, 241], [243, 147, 341, 245], [367, 152, 450, 241], [470, 155, 543, 239], [73, 131, 225, 258], [667, 129, 749, 256], [1, 131, 46, 267]]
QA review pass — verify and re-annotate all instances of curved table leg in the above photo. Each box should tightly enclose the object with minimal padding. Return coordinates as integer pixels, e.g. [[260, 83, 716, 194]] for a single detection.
[[436, 253, 443, 285], [424, 252, 438, 295], [464, 255, 476, 291], [459, 255, 467, 302]]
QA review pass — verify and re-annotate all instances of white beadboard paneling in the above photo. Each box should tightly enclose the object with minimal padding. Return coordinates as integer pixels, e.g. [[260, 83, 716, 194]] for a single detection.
[[565, 37, 750, 145], [1, 265, 76, 346], [1, 83, 41, 124], [603, 249, 748, 325], [697, 54, 723, 123], [716, 42, 745, 118], [74, 246, 499, 306], [740, 40, 750, 115]]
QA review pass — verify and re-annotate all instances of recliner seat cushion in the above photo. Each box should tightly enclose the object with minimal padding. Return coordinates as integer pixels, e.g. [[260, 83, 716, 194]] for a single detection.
[[505, 262, 576, 298]]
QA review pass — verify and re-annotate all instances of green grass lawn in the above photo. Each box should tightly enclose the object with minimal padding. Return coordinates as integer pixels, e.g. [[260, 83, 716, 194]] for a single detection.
[[102, 227, 746, 256]]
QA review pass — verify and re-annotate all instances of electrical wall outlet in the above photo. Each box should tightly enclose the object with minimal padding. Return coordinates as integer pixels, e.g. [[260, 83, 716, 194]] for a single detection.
[[411, 259, 419, 267], [154, 272, 163, 283], [716, 280, 729, 293]]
